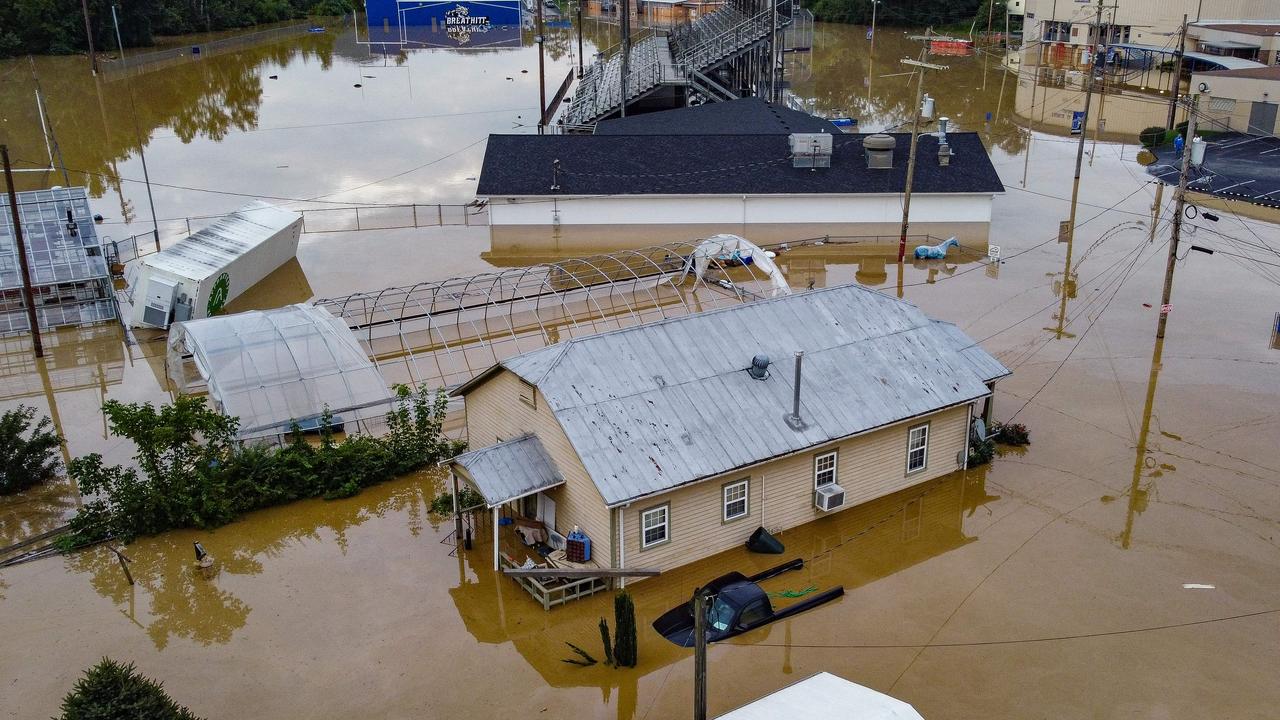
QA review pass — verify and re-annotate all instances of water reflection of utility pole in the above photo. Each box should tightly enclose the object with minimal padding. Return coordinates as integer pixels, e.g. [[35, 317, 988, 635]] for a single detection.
[[1120, 335, 1164, 549], [110, 4, 162, 253]]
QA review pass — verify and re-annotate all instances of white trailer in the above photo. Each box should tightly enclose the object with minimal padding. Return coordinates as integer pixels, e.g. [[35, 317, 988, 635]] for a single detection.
[[129, 202, 303, 329]]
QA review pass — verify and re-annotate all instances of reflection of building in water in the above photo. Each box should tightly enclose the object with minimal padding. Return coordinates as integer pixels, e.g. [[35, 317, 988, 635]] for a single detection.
[[480, 99, 1001, 247], [0, 187, 116, 333], [446, 469, 992, 714], [363, 0, 525, 50]]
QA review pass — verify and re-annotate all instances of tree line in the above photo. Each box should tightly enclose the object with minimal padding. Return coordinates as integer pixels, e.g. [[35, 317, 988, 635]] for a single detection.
[[805, 0, 995, 29], [0, 0, 352, 58]]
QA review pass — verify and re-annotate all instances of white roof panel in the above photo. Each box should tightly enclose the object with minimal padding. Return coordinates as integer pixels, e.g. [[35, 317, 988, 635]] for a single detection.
[[717, 672, 925, 720], [143, 201, 300, 282]]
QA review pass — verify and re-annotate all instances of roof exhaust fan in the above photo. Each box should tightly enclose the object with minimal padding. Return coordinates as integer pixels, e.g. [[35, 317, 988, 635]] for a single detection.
[[748, 353, 771, 380]]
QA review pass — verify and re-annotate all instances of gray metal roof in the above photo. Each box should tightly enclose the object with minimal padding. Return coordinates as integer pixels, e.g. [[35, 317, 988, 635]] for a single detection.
[[464, 284, 1009, 508], [0, 187, 109, 291], [451, 433, 565, 508]]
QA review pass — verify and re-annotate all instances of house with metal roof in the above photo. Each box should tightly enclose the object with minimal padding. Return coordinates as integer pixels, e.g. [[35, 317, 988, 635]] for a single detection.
[[446, 282, 1008, 592], [476, 99, 1004, 245]]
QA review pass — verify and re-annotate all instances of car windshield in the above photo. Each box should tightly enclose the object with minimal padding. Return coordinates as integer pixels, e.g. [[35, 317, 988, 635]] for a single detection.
[[708, 597, 735, 631]]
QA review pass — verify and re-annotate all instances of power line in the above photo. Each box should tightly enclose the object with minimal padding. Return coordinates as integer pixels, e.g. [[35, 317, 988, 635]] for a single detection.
[[726, 607, 1280, 650]]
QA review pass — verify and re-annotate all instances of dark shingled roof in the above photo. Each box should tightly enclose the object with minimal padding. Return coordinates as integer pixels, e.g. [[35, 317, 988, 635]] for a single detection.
[[477, 132, 1004, 196], [594, 97, 841, 135]]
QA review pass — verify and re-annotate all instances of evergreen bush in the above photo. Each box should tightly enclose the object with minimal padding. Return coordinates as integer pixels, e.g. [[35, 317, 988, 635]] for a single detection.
[[1139, 126, 1167, 148], [0, 405, 62, 495], [612, 590, 637, 668], [58, 658, 202, 720]]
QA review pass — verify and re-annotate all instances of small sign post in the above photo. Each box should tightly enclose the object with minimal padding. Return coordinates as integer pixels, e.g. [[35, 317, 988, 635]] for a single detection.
[[988, 245, 1001, 261]]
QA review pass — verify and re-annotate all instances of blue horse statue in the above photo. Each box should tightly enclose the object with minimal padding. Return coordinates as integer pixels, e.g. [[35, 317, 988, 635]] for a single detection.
[[913, 236, 959, 260]]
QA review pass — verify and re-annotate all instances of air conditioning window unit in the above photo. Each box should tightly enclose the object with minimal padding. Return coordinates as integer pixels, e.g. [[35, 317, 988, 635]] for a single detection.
[[814, 483, 846, 512]]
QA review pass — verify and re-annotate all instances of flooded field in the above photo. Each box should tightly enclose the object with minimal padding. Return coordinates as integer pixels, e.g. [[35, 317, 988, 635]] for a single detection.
[[3, 17, 1280, 720]]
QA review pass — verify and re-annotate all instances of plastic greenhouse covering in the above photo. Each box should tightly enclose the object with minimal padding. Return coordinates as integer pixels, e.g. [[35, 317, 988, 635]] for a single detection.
[[167, 304, 395, 439]]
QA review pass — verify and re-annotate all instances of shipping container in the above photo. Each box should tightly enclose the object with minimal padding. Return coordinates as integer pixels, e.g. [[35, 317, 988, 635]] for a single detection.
[[128, 202, 302, 329]]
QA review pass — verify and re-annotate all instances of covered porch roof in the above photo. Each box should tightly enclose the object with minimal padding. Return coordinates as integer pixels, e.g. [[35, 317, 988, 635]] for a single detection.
[[450, 433, 564, 508]]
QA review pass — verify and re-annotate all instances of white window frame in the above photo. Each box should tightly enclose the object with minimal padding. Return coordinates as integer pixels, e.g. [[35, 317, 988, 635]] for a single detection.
[[722, 478, 749, 522], [814, 450, 838, 489], [640, 503, 669, 549], [906, 423, 929, 474]]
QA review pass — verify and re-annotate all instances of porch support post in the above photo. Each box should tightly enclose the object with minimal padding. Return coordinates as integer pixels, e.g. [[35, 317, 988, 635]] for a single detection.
[[493, 506, 500, 572], [452, 471, 463, 545]]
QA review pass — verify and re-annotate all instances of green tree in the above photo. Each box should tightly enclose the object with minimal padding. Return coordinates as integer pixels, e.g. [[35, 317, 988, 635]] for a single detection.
[[0, 405, 63, 495], [58, 658, 203, 720]]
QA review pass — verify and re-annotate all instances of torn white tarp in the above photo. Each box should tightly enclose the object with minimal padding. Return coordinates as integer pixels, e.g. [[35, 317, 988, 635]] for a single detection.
[[682, 234, 791, 298]]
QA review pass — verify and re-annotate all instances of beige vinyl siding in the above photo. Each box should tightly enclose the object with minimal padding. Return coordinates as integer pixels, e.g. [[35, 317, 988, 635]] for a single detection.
[[463, 369, 612, 562], [622, 404, 972, 575]]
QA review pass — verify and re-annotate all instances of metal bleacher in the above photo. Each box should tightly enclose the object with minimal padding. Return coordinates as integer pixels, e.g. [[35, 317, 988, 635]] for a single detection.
[[563, 0, 791, 130]]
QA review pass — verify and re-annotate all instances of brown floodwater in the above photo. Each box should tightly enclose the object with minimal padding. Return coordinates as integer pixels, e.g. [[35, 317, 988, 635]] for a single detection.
[[4, 18, 1280, 720]]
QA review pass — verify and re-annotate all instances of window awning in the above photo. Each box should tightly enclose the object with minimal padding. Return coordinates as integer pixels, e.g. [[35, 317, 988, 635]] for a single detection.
[[450, 434, 564, 508]]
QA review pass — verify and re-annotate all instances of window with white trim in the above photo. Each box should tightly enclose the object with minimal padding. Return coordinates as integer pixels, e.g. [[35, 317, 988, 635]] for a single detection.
[[723, 479, 749, 522], [814, 451, 838, 488], [907, 424, 929, 474], [640, 504, 669, 549]]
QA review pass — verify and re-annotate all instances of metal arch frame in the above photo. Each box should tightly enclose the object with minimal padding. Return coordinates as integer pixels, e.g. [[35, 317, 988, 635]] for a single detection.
[[312, 240, 776, 391]]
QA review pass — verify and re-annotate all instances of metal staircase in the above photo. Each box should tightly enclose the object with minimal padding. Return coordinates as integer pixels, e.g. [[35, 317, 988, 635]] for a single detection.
[[562, 0, 792, 130]]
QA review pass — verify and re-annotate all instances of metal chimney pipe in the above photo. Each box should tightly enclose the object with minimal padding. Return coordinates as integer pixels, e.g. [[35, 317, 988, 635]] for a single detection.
[[791, 350, 803, 422]]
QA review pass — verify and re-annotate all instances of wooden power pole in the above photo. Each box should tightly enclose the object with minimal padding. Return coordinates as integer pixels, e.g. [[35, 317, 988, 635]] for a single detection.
[[2, 145, 45, 358], [897, 33, 947, 263], [81, 0, 98, 75], [1167, 15, 1187, 130], [693, 588, 709, 720], [536, 0, 547, 133], [1157, 94, 1198, 340]]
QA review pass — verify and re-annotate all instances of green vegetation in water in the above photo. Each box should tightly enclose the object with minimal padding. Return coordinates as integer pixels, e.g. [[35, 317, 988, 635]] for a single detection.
[[58, 657, 203, 720], [561, 641, 598, 666], [429, 486, 486, 516], [968, 421, 1031, 466], [612, 589, 638, 668], [0, 405, 62, 495], [0, 0, 356, 58], [57, 384, 464, 549]]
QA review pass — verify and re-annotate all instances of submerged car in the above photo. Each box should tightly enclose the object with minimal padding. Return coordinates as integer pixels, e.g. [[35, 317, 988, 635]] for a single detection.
[[652, 558, 844, 647]]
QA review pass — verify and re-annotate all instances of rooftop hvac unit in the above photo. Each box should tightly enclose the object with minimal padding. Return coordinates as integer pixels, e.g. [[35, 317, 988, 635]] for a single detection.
[[790, 132, 833, 168], [141, 277, 179, 329], [814, 483, 846, 512]]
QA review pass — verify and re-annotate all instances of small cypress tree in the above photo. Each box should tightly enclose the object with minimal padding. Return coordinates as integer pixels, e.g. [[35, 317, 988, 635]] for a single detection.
[[612, 590, 637, 668], [0, 405, 62, 495], [59, 658, 203, 720], [599, 617, 615, 666]]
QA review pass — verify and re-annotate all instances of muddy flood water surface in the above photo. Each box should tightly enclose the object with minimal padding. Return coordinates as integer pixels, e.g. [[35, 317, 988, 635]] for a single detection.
[[3, 19, 1280, 720]]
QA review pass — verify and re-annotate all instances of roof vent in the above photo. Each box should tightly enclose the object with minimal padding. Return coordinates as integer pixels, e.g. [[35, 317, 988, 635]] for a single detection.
[[748, 353, 771, 380], [864, 133, 895, 169], [789, 133, 832, 168]]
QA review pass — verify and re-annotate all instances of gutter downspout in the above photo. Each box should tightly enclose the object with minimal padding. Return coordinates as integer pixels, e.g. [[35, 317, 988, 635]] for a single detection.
[[618, 505, 627, 589]]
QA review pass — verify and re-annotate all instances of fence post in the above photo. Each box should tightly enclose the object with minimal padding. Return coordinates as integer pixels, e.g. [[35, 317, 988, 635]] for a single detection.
[[412, 204, 418, 228], [438, 204, 444, 226], [354, 207, 361, 232]]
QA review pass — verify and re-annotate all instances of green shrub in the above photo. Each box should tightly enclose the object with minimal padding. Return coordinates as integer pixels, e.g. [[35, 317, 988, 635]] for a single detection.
[[0, 404, 62, 494], [429, 487, 486, 515], [613, 590, 637, 668], [991, 421, 1031, 446], [60, 385, 463, 549], [967, 438, 996, 467], [58, 658, 202, 720], [1139, 126, 1167, 148]]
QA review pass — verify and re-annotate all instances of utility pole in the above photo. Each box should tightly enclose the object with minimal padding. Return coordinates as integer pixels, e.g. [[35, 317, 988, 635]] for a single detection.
[[769, 0, 778, 103], [1157, 94, 1198, 339], [576, 1, 584, 78], [112, 4, 161, 252], [1022, 19, 1042, 187], [693, 588, 709, 720], [81, 0, 98, 75], [620, 0, 630, 117], [1166, 15, 1187, 130], [2, 145, 46, 358], [897, 33, 947, 263], [1062, 0, 1106, 258], [536, 0, 547, 133]]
